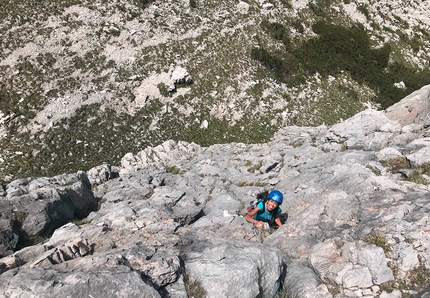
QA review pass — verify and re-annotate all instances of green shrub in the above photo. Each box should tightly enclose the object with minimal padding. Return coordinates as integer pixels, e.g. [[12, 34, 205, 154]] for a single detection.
[[383, 26, 396, 34], [260, 20, 291, 46], [407, 162, 430, 185], [189, 0, 196, 8], [135, 0, 156, 8], [279, 0, 292, 9], [393, 15, 409, 29], [282, 93, 291, 101], [251, 48, 283, 72], [157, 82, 170, 97], [167, 166, 180, 174], [300, 21, 388, 77], [0, 88, 21, 114], [251, 47, 290, 82], [252, 20, 430, 109], [408, 172, 428, 185], [291, 20, 305, 34], [409, 35, 422, 53], [408, 266, 430, 289], [357, 4, 370, 20]]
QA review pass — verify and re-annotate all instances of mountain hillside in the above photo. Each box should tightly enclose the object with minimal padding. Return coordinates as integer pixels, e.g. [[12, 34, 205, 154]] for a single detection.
[[1, 84, 429, 297], [1, 0, 430, 181]]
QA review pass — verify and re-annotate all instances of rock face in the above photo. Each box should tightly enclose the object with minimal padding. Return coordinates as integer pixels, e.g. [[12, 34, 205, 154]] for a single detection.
[[1, 172, 96, 255], [0, 85, 430, 297]]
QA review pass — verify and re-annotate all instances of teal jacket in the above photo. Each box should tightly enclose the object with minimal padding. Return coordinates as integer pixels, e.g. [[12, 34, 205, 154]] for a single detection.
[[253, 201, 281, 222]]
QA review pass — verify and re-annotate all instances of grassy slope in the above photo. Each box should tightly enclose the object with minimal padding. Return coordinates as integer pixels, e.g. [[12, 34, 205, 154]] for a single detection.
[[0, 0, 429, 182]]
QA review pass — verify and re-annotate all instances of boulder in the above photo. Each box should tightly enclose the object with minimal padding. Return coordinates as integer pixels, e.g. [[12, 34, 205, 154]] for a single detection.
[[171, 66, 193, 85], [86, 163, 113, 186], [183, 239, 283, 298], [384, 84, 430, 126], [4, 172, 97, 244], [0, 266, 161, 298]]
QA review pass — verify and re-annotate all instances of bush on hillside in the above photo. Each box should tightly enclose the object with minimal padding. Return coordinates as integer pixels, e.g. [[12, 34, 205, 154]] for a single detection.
[[252, 20, 430, 109], [251, 48, 285, 79], [135, 0, 156, 8], [260, 20, 291, 47]]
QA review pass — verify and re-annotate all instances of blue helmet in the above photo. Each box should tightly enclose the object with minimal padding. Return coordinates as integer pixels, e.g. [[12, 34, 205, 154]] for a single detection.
[[268, 190, 283, 205]]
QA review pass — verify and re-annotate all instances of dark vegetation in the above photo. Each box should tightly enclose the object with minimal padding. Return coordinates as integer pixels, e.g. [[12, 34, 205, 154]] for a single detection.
[[135, 0, 156, 8], [252, 20, 430, 109]]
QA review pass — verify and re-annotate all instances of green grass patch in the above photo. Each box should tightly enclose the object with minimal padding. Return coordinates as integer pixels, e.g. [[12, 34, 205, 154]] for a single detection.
[[406, 162, 430, 185], [366, 164, 381, 176], [134, 0, 156, 9], [381, 264, 430, 294], [0, 92, 279, 181], [365, 234, 391, 256], [381, 156, 410, 173], [183, 273, 206, 298], [408, 265, 430, 289], [167, 166, 180, 174], [247, 161, 263, 173]]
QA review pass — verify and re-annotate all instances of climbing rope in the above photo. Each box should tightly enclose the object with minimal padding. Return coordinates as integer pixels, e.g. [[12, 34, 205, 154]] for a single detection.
[[269, 279, 281, 298]]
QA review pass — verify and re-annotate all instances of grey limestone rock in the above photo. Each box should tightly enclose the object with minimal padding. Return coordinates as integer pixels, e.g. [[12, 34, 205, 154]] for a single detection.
[[1, 85, 430, 297], [183, 239, 283, 298], [0, 266, 161, 298], [284, 260, 332, 298], [416, 288, 430, 298], [86, 163, 113, 186], [171, 66, 193, 85], [1, 172, 96, 254]]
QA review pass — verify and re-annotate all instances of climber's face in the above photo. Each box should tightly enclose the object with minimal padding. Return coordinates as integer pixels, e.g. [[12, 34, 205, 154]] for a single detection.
[[267, 199, 279, 211]]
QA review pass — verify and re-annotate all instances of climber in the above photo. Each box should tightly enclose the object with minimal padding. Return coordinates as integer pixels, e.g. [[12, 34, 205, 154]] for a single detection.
[[245, 190, 283, 229]]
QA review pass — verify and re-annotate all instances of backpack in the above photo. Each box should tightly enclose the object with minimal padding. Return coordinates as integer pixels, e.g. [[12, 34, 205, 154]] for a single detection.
[[247, 190, 269, 212]]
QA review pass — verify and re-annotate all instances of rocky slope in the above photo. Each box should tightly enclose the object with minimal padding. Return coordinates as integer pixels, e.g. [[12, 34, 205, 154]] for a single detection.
[[1, 84, 429, 297], [1, 0, 430, 181]]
